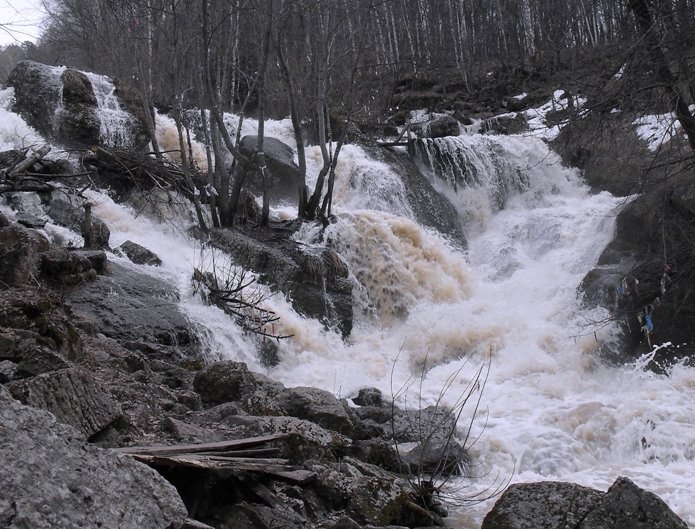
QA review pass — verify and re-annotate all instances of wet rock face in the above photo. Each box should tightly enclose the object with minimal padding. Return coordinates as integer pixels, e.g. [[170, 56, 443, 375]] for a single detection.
[[0, 386, 188, 529], [67, 261, 198, 361], [6, 60, 63, 136], [211, 227, 353, 337], [116, 240, 162, 266], [6, 60, 148, 149], [55, 68, 101, 145]]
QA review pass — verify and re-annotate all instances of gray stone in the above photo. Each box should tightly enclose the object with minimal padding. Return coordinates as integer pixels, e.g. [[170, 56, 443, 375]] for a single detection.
[[580, 476, 688, 529], [426, 115, 460, 138], [352, 387, 383, 407], [0, 223, 50, 287], [0, 359, 17, 383], [481, 481, 603, 529], [67, 261, 196, 359], [39, 249, 96, 283], [7, 367, 123, 438], [281, 386, 356, 438], [193, 360, 283, 406], [239, 135, 301, 201], [14, 345, 71, 377], [6, 60, 63, 138], [402, 439, 469, 477], [55, 68, 101, 145], [117, 239, 162, 266], [312, 458, 441, 527], [480, 112, 529, 135], [15, 212, 47, 228], [0, 386, 187, 529]]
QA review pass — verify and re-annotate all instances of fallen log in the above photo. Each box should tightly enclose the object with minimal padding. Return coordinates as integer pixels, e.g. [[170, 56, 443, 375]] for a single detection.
[[8, 145, 51, 177]]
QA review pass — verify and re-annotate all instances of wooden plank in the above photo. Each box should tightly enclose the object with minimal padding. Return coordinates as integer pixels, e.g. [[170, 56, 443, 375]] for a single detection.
[[114, 434, 285, 456], [267, 469, 317, 484], [195, 447, 281, 458], [129, 453, 294, 472]]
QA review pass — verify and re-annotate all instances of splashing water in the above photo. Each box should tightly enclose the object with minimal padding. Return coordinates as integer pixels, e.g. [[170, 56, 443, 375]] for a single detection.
[[83, 72, 139, 148], [83, 127, 695, 527], [3, 95, 695, 527]]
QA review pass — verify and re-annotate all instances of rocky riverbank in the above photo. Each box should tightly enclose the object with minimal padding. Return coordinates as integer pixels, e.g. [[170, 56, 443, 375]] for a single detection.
[[2, 56, 693, 529]]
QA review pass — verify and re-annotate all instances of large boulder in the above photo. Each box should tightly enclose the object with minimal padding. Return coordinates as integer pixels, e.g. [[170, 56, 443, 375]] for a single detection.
[[411, 114, 460, 139], [239, 135, 301, 202], [580, 476, 688, 529], [482, 477, 688, 529], [54, 68, 101, 145], [482, 481, 603, 529], [116, 240, 162, 266], [480, 112, 529, 135], [211, 227, 353, 337], [0, 386, 187, 529], [6, 60, 63, 136], [192, 361, 283, 407], [281, 386, 357, 438], [6, 60, 148, 149], [67, 261, 197, 361], [0, 222, 50, 287]]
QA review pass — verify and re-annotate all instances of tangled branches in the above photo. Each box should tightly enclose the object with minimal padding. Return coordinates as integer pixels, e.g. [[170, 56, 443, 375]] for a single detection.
[[192, 259, 293, 341]]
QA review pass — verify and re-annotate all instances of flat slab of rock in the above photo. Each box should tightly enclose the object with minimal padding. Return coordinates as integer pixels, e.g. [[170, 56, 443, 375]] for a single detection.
[[67, 261, 196, 359], [7, 367, 122, 438]]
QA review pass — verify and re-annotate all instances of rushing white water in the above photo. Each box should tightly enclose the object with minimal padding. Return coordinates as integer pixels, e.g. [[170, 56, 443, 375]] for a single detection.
[[3, 85, 695, 527], [82, 71, 139, 148]]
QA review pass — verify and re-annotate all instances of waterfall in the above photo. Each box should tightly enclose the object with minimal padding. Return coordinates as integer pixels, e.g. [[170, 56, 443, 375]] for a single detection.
[[83, 72, 139, 148], [3, 94, 695, 527]]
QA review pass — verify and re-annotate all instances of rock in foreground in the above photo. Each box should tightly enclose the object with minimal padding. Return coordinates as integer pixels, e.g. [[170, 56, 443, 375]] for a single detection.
[[482, 477, 688, 529], [0, 386, 188, 529]]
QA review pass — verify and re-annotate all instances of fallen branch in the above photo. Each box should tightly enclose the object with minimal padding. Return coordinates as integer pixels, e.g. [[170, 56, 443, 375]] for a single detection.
[[8, 145, 52, 177]]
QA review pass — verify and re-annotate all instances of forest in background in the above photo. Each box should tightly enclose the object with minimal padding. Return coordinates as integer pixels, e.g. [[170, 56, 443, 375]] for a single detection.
[[1, 0, 695, 227]]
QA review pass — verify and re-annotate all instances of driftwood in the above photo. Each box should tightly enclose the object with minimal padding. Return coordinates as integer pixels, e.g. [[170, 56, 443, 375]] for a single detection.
[[0, 145, 86, 194], [8, 145, 52, 177], [116, 434, 316, 484]]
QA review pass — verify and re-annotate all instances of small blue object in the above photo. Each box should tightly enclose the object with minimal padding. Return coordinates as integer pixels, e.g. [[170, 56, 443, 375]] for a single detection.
[[644, 314, 654, 332]]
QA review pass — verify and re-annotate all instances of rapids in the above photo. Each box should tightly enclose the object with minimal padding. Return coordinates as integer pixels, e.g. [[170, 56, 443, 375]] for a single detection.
[[2, 85, 695, 526]]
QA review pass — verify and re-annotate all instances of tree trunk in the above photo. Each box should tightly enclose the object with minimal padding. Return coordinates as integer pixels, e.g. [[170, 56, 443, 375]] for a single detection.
[[629, 0, 695, 151]]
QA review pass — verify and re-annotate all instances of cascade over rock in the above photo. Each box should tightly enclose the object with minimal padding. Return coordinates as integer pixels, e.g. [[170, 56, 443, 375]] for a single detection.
[[372, 146, 466, 247], [413, 135, 530, 211], [6, 60, 148, 149], [210, 227, 353, 337]]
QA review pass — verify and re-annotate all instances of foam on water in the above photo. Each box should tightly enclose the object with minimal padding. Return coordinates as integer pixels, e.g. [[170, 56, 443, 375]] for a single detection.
[[83, 131, 695, 526], [83, 71, 139, 148], [3, 95, 695, 526], [0, 87, 45, 151]]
